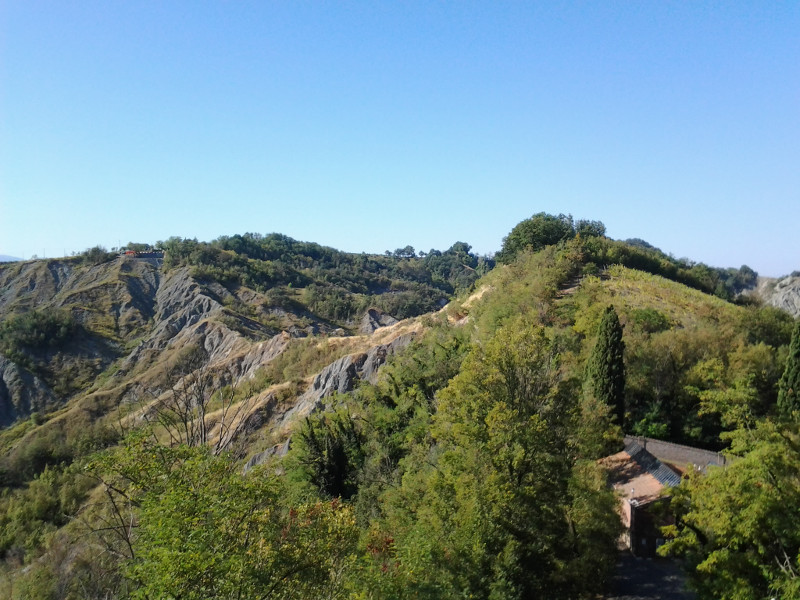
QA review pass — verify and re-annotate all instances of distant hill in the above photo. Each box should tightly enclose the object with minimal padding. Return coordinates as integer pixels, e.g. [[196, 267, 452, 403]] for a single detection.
[[0, 236, 487, 427], [0, 255, 22, 263]]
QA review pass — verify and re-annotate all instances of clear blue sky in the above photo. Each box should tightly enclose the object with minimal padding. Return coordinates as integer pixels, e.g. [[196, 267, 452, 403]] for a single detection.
[[2, 2, 798, 276]]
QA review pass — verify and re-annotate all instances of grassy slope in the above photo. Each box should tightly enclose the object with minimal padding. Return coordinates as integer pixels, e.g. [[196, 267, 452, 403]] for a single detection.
[[456, 242, 790, 448], [570, 265, 742, 336]]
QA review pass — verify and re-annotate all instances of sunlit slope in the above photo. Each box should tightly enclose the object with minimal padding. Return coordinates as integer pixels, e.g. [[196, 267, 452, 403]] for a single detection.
[[455, 241, 793, 448]]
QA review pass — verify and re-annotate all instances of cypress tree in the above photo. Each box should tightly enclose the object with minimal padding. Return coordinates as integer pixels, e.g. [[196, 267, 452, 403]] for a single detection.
[[586, 305, 626, 428], [778, 320, 800, 416]]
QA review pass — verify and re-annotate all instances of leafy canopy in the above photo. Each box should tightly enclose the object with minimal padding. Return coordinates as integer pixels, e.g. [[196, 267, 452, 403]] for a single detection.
[[88, 430, 359, 600], [662, 420, 800, 600], [778, 320, 800, 416], [374, 319, 621, 599]]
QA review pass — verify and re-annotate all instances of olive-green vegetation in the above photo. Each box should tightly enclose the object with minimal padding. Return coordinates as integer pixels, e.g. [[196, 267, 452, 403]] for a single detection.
[[161, 233, 490, 323], [0, 464, 95, 562], [497, 212, 606, 264], [0, 310, 77, 368], [778, 320, 800, 415], [95, 432, 359, 600], [579, 235, 759, 301], [77, 245, 117, 266], [262, 336, 359, 384], [486, 231, 798, 599], [0, 309, 110, 401], [381, 322, 620, 598], [283, 315, 621, 599], [498, 212, 758, 301], [661, 406, 800, 598], [291, 407, 365, 500], [567, 263, 793, 447], [0, 216, 796, 599]]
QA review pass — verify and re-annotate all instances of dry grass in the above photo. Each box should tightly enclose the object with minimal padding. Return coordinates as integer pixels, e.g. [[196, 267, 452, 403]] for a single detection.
[[570, 265, 743, 337]]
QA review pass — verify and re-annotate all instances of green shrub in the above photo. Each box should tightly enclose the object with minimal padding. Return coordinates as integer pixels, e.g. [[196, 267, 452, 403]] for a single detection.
[[0, 310, 77, 356], [629, 307, 672, 334]]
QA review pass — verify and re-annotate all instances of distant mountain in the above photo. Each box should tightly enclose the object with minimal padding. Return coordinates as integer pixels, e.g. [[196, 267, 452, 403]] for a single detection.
[[0, 255, 22, 262]]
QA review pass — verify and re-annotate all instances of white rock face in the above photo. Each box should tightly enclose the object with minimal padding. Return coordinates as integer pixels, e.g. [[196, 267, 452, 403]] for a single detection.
[[359, 308, 399, 334], [274, 333, 416, 431], [754, 275, 800, 318]]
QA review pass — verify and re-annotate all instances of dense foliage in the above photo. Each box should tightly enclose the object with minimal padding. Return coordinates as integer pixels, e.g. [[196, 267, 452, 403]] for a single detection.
[[0, 310, 76, 357], [96, 432, 359, 600], [77, 245, 117, 265], [580, 235, 758, 301], [778, 320, 800, 415], [159, 233, 491, 323], [497, 212, 605, 263], [386, 322, 620, 598], [662, 418, 800, 598], [284, 317, 621, 599], [585, 305, 626, 428], [0, 310, 78, 382], [498, 212, 758, 300]]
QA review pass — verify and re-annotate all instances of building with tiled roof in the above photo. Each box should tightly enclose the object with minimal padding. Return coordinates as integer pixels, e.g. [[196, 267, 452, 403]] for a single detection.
[[600, 440, 683, 557]]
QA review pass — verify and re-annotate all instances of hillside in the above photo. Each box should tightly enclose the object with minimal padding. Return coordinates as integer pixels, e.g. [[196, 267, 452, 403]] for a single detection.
[[0, 224, 797, 599], [0, 237, 484, 426]]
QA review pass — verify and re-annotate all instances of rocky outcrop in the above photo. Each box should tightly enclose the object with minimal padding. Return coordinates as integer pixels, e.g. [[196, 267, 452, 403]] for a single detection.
[[277, 332, 416, 428], [361, 333, 415, 383], [752, 274, 800, 318], [246, 331, 416, 469], [120, 267, 230, 370], [305, 353, 369, 400], [359, 308, 398, 334], [243, 438, 291, 472], [0, 255, 423, 443], [234, 332, 292, 383], [0, 354, 56, 427]]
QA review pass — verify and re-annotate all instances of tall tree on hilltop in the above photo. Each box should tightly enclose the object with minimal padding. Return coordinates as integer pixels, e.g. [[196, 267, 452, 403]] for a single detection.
[[778, 320, 800, 416], [586, 305, 626, 429], [497, 212, 576, 263]]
